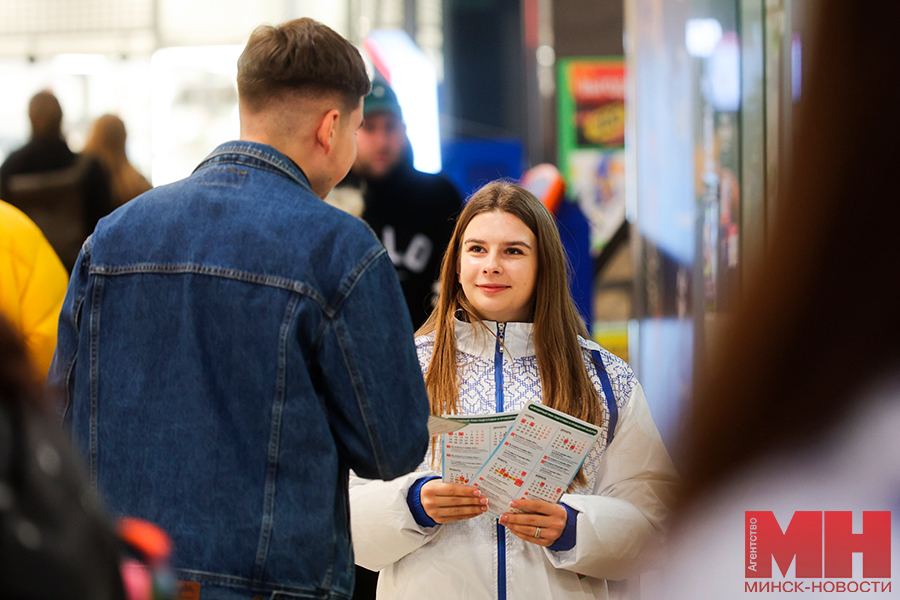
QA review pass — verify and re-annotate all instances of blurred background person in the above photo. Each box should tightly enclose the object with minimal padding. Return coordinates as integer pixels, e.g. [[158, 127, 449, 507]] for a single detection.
[[82, 114, 152, 208], [0, 199, 68, 381], [0, 314, 126, 600], [341, 81, 462, 330], [647, 2, 900, 597], [0, 91, 112, 273]]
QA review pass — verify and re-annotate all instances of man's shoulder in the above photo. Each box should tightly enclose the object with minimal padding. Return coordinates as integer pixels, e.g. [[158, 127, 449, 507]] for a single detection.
[[315, 199, 382, 246], [94, 175, 381, 265], [3, 139, 77, 179], [0, 144, 33, 176]]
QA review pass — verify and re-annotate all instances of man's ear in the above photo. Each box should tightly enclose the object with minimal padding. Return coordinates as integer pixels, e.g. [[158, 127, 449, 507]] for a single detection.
[[315, 108, 341, 153]]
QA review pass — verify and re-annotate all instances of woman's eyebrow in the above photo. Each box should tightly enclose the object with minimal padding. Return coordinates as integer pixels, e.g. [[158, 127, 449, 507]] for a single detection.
[[504, 240, 532, 250], [463, 238, 532, 250]]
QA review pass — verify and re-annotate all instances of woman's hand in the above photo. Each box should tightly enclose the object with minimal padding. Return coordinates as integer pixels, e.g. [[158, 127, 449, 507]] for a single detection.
[[499, 499, 568, 547], [420, 480, 489, 524]]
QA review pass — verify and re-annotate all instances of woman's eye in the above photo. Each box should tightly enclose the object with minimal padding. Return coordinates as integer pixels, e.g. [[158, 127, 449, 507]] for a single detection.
[[467, 245, 485, 253], [507, 247, 523, 255]]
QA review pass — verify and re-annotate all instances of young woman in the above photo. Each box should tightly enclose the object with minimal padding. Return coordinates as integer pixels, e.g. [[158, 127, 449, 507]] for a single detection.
[[350, 181, 677, 600], [82, 114, 151, 208]]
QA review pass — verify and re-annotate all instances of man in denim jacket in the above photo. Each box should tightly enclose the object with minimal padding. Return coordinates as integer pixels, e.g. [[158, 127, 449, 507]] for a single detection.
[[49, 18, 430, 600]]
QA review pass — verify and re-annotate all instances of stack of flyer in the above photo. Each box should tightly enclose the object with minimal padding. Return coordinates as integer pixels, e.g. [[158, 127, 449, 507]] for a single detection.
[[428, 402, 601, 518]]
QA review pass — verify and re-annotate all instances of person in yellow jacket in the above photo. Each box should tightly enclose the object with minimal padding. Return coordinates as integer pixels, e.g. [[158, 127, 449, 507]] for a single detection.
[[0, 199, 68, 379]]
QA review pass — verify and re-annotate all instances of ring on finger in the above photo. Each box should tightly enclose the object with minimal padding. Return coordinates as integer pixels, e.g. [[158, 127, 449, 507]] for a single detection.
[[535, 526, 542, 539]]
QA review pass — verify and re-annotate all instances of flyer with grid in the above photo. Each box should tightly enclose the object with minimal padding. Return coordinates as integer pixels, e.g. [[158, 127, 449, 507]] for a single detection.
[[470, 402, 600, 518], [440, 412, 518, 485]]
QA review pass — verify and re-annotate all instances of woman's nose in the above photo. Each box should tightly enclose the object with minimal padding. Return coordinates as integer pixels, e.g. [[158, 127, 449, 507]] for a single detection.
[[482, 253, 501, 274]]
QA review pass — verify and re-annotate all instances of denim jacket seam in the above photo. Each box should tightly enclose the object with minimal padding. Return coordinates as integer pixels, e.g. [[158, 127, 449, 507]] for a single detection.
[[219, 157, 288, 183], [311, 317, 329, 353], [61, 242, 90, 424], [325, 245, 387, 316], [317, 246, 392, 477], [330, 316, 387, 477], [310, 245, 386, 350], [197, 143, 312, 192], [87, 272, 104, 490], [60, 348, 77, 424], [196, 180, 245, 188], [90, 263, 329, 312], [252, 293, 300, 581]]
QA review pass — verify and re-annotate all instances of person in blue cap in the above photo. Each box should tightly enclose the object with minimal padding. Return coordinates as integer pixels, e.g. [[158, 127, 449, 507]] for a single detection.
[[345, 81, 463, 330]]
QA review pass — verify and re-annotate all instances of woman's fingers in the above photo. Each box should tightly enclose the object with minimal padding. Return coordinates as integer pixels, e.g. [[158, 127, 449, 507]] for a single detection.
[[499, 499, 568, 546], [420, 480, 489, 523]]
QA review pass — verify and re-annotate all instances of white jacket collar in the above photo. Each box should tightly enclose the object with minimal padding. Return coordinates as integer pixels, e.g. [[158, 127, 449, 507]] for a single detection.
[[454, 318, 535, 360], [452, 317, 602, 361]]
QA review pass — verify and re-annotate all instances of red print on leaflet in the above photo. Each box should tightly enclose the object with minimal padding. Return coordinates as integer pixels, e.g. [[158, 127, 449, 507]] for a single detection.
[[746, 511, 891, 578]]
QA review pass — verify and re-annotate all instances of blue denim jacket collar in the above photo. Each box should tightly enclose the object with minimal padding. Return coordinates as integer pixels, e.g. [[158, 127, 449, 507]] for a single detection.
[[197, 140, 313, 194]]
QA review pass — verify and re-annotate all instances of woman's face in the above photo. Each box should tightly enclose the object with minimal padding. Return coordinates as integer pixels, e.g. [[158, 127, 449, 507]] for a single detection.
[[458, 210, 538, 323]]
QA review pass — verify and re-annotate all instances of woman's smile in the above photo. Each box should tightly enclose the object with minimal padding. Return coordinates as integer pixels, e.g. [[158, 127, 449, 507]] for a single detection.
[[476, 283, 510, 293]]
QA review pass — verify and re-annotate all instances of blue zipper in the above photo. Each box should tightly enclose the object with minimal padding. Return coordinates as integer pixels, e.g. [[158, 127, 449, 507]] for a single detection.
[[494, 322, 506, 413], [494, 322, 507, 600]]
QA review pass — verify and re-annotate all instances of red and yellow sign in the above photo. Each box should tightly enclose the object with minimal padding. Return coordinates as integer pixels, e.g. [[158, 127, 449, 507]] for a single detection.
[[568, 62, 626, 148]]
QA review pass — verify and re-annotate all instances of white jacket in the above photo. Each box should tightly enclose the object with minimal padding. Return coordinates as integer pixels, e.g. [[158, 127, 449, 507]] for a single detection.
[[350, 319, 678, 600]]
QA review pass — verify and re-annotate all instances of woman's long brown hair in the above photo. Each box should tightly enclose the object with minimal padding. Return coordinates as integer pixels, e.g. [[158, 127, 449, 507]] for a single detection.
[[418, 182, 604, 484], [678, 1, 900, 509], [82, 114, 151, 206]]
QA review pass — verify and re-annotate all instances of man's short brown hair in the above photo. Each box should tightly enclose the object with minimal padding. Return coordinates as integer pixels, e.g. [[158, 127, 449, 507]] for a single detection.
[[237, 18, 370, 113]]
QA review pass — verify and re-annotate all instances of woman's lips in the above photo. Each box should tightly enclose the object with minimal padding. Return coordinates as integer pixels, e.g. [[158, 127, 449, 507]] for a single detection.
[[477, 284, 509, 294]]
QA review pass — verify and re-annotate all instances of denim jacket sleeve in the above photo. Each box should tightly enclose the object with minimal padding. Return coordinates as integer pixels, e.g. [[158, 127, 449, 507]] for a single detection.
[[316, 249, 430, 481], [47, 241, 91, 423]]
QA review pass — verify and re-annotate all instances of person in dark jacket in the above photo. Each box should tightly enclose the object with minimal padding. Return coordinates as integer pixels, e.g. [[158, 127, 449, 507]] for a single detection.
[[0, 314, 126, 600], [348, 82, 463, 330], [0, 91, 112, 272]]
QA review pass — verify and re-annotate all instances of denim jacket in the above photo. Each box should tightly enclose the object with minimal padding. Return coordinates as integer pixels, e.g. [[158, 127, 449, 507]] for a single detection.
[[48, 141, 431, 600]]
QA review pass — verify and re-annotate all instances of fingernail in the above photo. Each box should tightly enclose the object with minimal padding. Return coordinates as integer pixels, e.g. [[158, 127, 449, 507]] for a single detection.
[[509, 501, 518, 508], [499, 515, 507, 524], [474, 490, 481, 497]]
